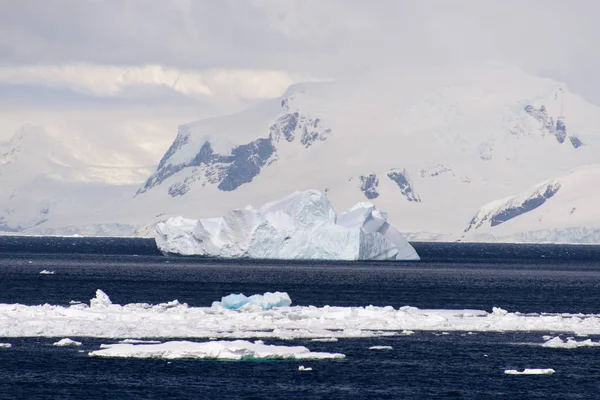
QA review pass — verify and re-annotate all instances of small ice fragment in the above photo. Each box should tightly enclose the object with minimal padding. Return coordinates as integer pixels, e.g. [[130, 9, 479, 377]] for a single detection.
[[311, 338, 338, 342], [504, 369, 555, 375], [441, 332, 450, 335], [254, 340, 264, 345], [369, 346, 393, 350], [298, 366, 312, 371], [39, 270, 55, 275], [0, 343, 11, 349], [400, 330, 415, 336], [28, 261, 33, 264], [542, 335, 552, 341], [53, 338, 82, 347]]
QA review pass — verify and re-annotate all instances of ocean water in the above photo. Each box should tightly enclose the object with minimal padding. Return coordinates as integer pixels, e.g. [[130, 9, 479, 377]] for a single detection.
[[1, 237, 600, 399]]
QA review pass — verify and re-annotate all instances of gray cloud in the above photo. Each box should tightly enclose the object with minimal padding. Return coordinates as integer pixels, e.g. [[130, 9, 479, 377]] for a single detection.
[[1, 0, 599, 174]]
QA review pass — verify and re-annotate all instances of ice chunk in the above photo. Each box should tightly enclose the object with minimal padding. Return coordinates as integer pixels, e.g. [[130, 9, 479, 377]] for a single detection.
[[298, 366, 313, 371], [88, 340, 345, 360], [212, 292, 292, 310], [542, 336, 600, 349], [90, 289, 112, 308], [504, 369, 555, 375], [39, 270, 55, 275], [53, 338, 82, 347], [155, 190, 420, 261], [311, 338, 338, 342], [0, 343, 11, 349], [369, 346, 393, 350]]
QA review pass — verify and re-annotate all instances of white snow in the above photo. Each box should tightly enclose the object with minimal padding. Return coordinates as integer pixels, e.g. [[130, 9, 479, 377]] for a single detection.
[[369, 346, 393, 350], [0, 343, 11, 348], [53, 338, 82, 347], [155, 189, 420, 261], [504, 369, 555, 375], [542, 336, 600, 349], [4, 291, 600, 339], [212, 292, 292, 310], [39, 270, 55, 275], [88, 340, 345, 361], [298, 366, 313, 371]]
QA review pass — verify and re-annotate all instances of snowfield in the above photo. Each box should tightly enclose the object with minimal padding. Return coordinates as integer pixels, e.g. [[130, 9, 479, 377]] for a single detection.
[[3, 290, 600, 339]]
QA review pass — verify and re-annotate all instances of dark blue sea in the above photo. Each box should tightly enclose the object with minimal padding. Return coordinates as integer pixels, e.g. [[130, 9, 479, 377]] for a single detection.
[[2, 236, 600, 399]]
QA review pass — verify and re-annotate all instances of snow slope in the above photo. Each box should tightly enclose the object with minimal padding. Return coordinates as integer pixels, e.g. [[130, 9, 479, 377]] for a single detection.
[[462, 164, 600, 243], [133, 63, 600, 240], [0, 126, 145, 235]]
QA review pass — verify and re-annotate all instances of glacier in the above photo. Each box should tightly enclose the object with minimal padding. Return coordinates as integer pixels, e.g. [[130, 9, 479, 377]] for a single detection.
[[155, 189, 420, 261]]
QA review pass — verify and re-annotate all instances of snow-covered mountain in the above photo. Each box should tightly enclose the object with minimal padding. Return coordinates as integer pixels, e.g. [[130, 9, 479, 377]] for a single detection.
[[0, 126, 147, 235], [3, 63, 600, 241], [462, 164, 600, 243], [132, 63, 600, 240]]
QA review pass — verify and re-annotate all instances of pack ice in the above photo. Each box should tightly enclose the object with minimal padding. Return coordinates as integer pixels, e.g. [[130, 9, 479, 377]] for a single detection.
[[155, 189, 419, 260]]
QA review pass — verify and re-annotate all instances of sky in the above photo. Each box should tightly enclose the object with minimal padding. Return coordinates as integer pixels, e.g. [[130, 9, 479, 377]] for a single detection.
[[1, 0, 599, 176]]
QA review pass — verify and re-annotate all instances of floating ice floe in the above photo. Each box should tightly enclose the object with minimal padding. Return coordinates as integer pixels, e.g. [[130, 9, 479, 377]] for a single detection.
[[504, 369, 555, 375], [211, 292, 292, 310], [39, 270, 55, 275], [542, 336, 600, 349], [3, 290, 600, 339], [369, 346, 393, 350], [53, 338, 82, 347], [155, 190, 420, 261], [311, 338, 338, 342], [298, 366, 313, 371], [0, 343, 11, 348], [88, 340, 345, 361]]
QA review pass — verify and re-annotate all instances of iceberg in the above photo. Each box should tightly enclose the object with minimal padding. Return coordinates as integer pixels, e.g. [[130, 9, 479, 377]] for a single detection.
[[212, 292, 292, 310], [155, 190, 420, 261], [88, 340, 345, 360]]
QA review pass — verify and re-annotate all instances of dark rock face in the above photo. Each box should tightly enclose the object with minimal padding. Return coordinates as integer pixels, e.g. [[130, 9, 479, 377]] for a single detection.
[[524, 105, 576, 145], [138, 96, 331, 197], [217, 138, 276, 191], [464, 182, 561, 232], [490, 183, 560, 226], [387, 170, 421, 202], [359, 174, 379, 199], [569, 136, 583, 149]]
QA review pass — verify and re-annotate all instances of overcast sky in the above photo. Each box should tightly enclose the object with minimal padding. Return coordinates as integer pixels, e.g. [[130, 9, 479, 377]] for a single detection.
[[1, 0, 599, 168]]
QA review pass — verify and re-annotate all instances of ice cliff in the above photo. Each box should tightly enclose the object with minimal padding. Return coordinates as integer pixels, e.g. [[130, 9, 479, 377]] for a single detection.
[[154, 189, 420, 261]]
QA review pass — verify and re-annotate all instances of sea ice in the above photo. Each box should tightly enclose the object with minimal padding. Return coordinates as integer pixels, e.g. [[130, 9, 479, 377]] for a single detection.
[[311, 338, 338, 342], [39, 270, 55, 275], [298, 366, 313, 371], [3, 291, 600, 339], [155, 190, 420, 261], [119, 339, 162, 344], [212, 292, 292, 310], [53, 338, 82, 347], [0, 343, 11, 348], [88, 340, 345, 361], [542, 336, 600, 349], [504, 369, 555, 375]]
